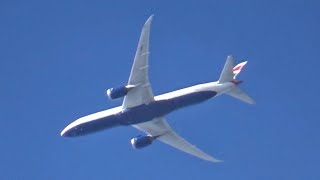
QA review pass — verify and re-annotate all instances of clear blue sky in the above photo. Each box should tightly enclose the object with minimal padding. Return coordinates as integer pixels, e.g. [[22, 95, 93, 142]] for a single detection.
[[1, 0, 319, 179]]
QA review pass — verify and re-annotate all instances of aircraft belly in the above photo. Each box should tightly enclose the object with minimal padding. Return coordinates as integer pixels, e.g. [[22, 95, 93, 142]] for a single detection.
[[69, 91, 217, 136], [73, 115, 120, 136], [121, 91, 217, 125], [120, 100, 175, 125], [171, 91, 217, 109]]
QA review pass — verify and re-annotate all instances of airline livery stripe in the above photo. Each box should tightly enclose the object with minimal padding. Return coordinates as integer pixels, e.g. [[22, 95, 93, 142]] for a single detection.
[[233, 66, 242, 71]]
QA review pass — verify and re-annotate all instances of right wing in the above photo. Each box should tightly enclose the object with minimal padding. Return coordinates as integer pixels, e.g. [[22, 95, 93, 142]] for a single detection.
[[122, 15, 154, 109], [133, 117, 222, 162]]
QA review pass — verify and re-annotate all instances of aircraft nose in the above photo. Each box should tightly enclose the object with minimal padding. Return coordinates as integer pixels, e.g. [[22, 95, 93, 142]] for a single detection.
[[60, 129, 67, 137], [60, 127, 71, 137], [60, 124, 79, 137]]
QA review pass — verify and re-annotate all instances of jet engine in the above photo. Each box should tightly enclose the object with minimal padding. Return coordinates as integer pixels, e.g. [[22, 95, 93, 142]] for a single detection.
[[130, 135, 155, 149], [106, 85, 135, 100]]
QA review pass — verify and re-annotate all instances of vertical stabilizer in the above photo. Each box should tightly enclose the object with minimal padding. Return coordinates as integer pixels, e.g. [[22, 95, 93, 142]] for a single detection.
[[218, 55, 255, 104], [233, 61, 248, 79]]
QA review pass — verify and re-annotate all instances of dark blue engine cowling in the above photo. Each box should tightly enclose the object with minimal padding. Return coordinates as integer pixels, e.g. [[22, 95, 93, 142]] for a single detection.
[[106, 85, 133, 99], [131, 135, 154, 149]]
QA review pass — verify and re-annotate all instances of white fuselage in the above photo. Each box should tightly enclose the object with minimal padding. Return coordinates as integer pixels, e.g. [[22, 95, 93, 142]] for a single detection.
[[61, 81, 235, 137]]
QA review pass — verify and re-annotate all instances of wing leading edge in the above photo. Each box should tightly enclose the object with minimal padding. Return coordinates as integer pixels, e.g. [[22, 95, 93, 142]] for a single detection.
[[133, 117, 222, 162], [122, 15, 154, 109]]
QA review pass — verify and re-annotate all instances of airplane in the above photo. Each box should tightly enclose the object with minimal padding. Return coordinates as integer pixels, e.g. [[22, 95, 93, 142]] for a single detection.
[[60, 15, 255, 162]]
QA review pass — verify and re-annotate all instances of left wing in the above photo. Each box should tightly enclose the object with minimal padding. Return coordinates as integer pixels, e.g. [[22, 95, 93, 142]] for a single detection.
[[133, 117, 222, 162], [122, 16, 154, 109]]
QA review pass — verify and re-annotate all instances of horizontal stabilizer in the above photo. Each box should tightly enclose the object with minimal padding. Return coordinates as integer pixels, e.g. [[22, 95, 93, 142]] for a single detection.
[[218, 55, 234, 83], [226, 87, 255, 104]]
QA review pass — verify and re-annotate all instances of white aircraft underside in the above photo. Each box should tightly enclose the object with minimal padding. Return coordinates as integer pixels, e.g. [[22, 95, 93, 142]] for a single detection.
[[61, 15, 255, 162]]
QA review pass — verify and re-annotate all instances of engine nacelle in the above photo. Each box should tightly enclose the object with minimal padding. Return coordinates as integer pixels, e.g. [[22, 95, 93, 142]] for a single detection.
[[106, 85, 134, 100], [130, 135, 155, 149]]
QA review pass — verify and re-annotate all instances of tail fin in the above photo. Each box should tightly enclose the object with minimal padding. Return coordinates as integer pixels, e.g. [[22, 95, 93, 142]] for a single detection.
[[218, 55, 255, 104], [233, 61, 248, 79]]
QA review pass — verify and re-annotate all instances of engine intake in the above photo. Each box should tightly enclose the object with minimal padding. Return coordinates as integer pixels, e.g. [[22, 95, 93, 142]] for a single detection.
[[131, 135, 155, 149], [106, 85, 134, 100]]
